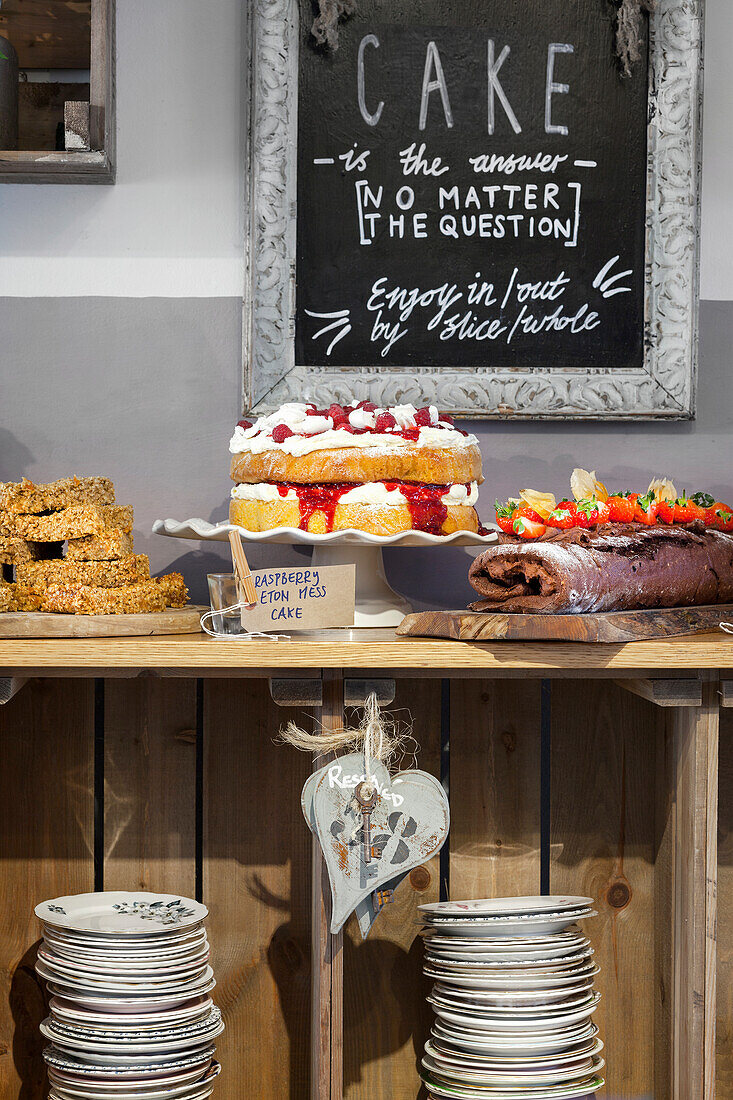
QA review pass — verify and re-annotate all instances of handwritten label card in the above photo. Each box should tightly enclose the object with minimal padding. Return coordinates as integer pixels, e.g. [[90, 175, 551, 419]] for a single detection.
[[243, 564, 355, 632]]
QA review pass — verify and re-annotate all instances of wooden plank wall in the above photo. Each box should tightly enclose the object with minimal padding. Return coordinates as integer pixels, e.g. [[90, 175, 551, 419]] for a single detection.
[[104, 680, 197, 895], [550, 682, 662, 1098], [0, 675, 727, 1098], [0, 681, 94, 1099], [450, 680, 542, 900], [204, 681, 312, 1099], [343, 679, 441, 1099]]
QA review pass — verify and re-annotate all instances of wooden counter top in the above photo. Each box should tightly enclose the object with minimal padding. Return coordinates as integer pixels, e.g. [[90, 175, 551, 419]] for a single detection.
[[0, 629, 732, 676]]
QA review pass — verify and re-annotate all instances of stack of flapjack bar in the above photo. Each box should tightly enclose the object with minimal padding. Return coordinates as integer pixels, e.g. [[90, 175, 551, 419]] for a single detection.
[[0, 476, 187, 614]]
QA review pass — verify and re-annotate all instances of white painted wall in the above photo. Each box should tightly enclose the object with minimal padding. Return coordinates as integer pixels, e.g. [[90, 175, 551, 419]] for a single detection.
[[0, 0, 728, 299], [0, 0, 245, 297], [699, 0, 733, 299]]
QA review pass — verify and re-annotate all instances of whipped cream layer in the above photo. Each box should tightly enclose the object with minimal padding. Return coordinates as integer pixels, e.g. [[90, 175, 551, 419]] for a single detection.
[[231, 481, 480, 507], [229, 402, 478, 457]]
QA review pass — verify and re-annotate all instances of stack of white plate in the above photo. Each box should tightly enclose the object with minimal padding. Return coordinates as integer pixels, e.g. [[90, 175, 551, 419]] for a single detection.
[[418, 896, 604, 1100], [34, 892, 222, 1100]]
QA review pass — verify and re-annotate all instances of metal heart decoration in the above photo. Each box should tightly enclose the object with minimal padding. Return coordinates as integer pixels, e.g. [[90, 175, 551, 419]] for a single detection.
[[302, 752, 449, 935], [302, 767, 410, 939]]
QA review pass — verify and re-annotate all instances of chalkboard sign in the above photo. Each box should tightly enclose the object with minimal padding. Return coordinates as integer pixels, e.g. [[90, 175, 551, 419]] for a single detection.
[[296, 7, 647, 371], [242, 0, 703, 419]]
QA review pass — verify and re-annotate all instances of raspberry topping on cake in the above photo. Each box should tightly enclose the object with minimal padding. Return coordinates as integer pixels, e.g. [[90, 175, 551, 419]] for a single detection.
[[271, 424, 294, 443], [327, 403, 348, 425], [228, 402, 477, 473]]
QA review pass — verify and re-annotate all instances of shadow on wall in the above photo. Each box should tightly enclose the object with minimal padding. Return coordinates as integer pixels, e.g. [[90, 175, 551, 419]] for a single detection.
[[0, 429, 34, 474], [10, 941, 47, 1100], [385, 545, 482, 611], [267, 913, 433, 1097], [159, 543, 315, 606]]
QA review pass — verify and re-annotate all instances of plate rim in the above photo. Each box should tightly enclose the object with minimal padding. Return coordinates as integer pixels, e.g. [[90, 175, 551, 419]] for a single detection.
[[46, 976, 217, 1007], [418, 897, 594, 917]]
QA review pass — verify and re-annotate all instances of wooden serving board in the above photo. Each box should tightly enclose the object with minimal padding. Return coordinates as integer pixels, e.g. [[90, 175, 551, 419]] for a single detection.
[[0, 606, 205, 638], [397, 605, 733, 644]]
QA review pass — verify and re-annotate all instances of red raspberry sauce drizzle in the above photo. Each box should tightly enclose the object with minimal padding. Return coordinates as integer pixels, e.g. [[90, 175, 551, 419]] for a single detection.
[[276, 482, 352, 533], [275, 481, 469, 534], [383, 481, 448, 535]]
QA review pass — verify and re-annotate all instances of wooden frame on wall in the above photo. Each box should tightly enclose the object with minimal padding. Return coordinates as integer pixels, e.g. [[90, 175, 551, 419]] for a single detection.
[[0, 0, 115, 184], [242, 0, 704, 420]]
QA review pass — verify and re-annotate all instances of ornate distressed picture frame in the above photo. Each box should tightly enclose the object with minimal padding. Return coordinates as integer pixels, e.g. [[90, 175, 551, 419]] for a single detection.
[[242, 0, 703, 420]]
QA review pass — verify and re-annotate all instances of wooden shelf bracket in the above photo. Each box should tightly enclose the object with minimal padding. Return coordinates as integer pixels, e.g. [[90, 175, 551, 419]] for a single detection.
[[615, 678, 703, 707]]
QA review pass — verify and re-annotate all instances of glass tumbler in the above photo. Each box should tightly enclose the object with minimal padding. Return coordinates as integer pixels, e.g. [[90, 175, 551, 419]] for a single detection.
[[207, 573, 243, 635]]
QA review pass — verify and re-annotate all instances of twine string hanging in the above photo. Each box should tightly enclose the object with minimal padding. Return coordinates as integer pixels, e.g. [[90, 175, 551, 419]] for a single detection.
[[615, 0, 656, 78], [279, 691, 417, 784], [311, 0, 654, 77], [311, 0, 357, 50], [361, 694, 383, 785]]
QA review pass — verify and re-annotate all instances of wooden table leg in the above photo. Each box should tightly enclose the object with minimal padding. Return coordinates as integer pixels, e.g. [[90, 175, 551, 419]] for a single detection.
[[311, 670, 344, 1100], [668, 678, 718, 1099]]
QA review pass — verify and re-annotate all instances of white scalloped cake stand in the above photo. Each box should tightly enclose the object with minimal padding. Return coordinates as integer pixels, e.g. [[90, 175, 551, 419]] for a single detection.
[[152, 519, 498, 627]]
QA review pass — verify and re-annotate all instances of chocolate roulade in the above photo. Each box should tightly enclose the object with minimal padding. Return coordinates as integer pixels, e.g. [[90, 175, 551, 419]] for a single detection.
[[468, 523, 733, 614]]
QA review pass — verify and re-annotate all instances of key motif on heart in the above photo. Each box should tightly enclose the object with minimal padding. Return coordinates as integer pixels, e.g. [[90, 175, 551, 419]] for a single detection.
[[355, 780, 378, 868]]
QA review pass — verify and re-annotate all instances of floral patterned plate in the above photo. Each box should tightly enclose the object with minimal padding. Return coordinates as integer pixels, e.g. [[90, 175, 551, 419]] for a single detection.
[[36, 894, 207, 935], [420, 912, 595, 938]]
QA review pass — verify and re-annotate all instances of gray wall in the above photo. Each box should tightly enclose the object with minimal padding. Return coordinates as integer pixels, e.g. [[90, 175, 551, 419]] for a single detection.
[[1, 0, 731, 610], [2, 298, 731, 609]]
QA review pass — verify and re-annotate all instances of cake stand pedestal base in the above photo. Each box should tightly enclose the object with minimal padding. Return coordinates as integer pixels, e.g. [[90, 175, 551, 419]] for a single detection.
[[310, 543, 413, 627]]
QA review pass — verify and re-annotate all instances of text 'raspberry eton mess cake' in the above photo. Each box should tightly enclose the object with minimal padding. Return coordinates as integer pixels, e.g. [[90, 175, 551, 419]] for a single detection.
[[228, 402, 483, 536]]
